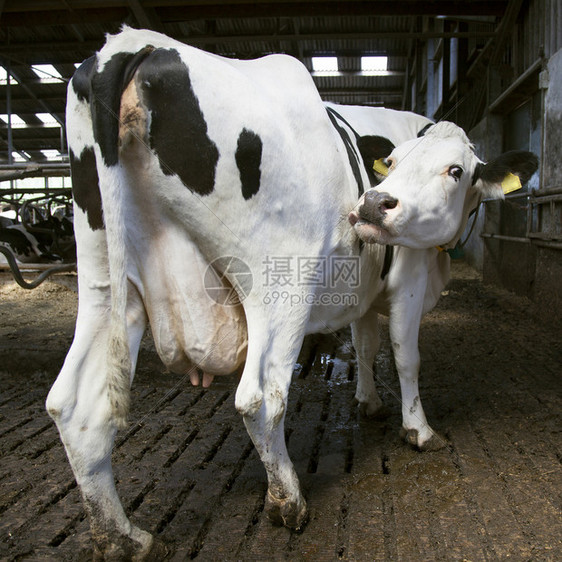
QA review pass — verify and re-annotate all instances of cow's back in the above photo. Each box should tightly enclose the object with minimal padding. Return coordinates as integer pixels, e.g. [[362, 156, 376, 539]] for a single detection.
[[96, 28, 352, 254]]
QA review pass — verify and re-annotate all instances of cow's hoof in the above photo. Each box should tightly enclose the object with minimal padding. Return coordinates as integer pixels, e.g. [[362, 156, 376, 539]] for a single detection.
[[92, 528, 164, 561], [143, 538, 170, 561], [400, 427, 448, 451], [358, 401, 390, 419], [265, 490, 308, 531]]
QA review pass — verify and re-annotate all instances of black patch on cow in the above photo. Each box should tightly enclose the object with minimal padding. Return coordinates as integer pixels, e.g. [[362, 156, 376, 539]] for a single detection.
[[417, 123, 433, 137], [472, 150, 538, 186], [136, 48, 219, 196], [0, 228, 33, 258], [235, 129, 262, 200], [72, 56, 96, 103], [326, 107, 364, 196], [91, 46, 155, 167], [381, 245, 394, 280], [357, 135, 395, 186], [70, 147, 104, 230], [26, 220, 54, 255]]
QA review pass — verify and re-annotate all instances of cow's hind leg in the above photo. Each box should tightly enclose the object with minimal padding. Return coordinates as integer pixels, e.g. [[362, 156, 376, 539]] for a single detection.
[[351, 306, 387, 418], [46, 217, 160, 560], [235, 304, 308, 529]]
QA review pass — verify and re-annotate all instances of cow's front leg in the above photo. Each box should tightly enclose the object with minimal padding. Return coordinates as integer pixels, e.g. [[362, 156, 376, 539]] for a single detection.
[[242, 398, 307, 529], [235, 306, 307, 529], [389, 287, 446, 452], [351, 306, 386, 417]]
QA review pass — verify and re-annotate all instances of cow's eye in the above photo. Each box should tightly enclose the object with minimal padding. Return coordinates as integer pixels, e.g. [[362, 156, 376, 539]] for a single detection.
[[448, 166, 463, 181], [385, 157, 395, 170]]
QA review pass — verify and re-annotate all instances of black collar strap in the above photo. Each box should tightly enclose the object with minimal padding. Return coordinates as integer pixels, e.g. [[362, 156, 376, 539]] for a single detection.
[[326, 107, 365, 196]]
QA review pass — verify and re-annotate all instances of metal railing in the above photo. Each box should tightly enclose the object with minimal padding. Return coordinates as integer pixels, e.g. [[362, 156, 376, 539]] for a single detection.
[[481, 185, 562, 250]]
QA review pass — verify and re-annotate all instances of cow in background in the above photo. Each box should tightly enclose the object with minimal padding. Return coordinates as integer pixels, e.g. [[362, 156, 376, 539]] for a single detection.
[[0, 216, 74, 263]]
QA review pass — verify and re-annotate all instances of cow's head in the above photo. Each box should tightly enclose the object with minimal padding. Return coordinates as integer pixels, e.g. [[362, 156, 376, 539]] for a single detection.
[[349, 121, 538, 249]]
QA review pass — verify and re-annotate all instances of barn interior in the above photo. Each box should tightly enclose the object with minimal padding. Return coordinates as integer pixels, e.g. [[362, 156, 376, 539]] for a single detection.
[[1, 3, 561, 560], [1, 0, 561, 320]]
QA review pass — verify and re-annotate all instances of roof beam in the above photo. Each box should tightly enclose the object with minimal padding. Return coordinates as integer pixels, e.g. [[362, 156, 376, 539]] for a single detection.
[[185, 29, 498, 43], [0, 7, 128, 27], [466, 0, 526, 128], [0, 96, 66, 109], [318, 88, 403, 96], [156, 1, 508, 20], [0, 136, 63, 152], [0, 29, 496, 60], [0, 1, 508, 27], [127, 0, 163, 31], [0, 64, 65, 127], [69, 24, 86, 42]]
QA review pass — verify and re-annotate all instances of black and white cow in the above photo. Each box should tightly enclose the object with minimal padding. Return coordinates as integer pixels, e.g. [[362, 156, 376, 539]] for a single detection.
[[46, 27, 537, 559], [0, 217, 74, 263]]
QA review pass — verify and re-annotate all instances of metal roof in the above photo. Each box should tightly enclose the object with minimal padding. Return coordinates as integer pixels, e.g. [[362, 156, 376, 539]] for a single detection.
[[0, 1, 505, 165]]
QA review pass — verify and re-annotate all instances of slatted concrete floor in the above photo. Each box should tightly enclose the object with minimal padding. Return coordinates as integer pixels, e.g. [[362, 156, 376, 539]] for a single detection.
[[1, 264, 561, 560]]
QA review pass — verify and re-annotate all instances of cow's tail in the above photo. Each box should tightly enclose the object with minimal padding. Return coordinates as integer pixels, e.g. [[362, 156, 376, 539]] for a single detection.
[[89, 45, 154, 428]]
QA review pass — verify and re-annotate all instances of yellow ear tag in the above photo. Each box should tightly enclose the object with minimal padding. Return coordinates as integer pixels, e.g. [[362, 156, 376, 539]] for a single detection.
[[501, 172, 522, 194], [373, 158, 389, 176]]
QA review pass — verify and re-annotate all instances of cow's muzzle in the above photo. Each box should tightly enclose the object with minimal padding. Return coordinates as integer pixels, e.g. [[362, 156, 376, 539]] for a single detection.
[[348, 191, 399, 244], [355, 191, 398, 226]]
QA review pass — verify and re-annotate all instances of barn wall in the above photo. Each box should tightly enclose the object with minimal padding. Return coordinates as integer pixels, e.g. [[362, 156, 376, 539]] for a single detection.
[[532, 47, 562, 319], [449, 0, 562, 322], [462, 115, 502, 271]]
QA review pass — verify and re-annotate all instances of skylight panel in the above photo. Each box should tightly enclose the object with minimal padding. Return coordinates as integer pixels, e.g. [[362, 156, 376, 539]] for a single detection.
[[0, 67, 18, 85], [35, 112, 60, 126], [311, 56, 339, 74], [12, 152, 28, 163], [0, 114, 27, 128], [31, 64, 63, 83], [361, 56, 388, 74], [41, 149, 61, 161]]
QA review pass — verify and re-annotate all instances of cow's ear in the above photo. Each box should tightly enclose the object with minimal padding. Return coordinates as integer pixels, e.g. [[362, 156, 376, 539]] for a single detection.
[[357, 135, 395, 185], [472, 150, 538, 198]]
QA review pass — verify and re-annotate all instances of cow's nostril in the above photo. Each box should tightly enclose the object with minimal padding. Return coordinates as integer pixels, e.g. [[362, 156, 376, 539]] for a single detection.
[[381, 196, 398, 211]]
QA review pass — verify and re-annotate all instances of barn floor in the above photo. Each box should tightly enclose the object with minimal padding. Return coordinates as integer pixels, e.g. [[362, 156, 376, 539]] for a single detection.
[[0, 261, 561, 561]]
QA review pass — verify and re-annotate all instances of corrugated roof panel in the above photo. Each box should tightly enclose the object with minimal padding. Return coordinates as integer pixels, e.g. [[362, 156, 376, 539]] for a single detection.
[[0, 4, 508, 163]]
